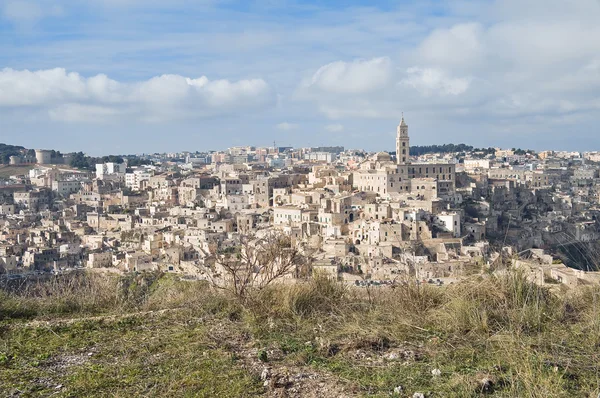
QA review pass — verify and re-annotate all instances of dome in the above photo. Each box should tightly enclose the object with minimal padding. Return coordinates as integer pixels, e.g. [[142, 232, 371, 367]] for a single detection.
[[375, 152, 391, 161]]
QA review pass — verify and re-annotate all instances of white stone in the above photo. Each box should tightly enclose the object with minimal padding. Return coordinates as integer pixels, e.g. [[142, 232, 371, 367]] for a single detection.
[[260, 367, 271, 381]]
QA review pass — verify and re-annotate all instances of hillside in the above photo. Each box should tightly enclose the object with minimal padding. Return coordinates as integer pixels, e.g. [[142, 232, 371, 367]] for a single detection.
[[0, 165, 35, 180], [1, 272, 599, 397]]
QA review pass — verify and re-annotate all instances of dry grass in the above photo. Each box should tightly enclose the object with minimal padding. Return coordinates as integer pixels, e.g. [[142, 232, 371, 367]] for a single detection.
[[0, 165, 34, 179], [2, 271, 600, 396], [246, 272, 600, 396]]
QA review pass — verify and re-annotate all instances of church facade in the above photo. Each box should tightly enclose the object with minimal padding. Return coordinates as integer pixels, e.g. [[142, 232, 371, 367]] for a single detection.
[[352, 117, 456, 198]]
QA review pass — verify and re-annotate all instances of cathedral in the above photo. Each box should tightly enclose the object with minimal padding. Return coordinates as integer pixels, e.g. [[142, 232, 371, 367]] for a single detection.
[[352, 117, 456, 198]]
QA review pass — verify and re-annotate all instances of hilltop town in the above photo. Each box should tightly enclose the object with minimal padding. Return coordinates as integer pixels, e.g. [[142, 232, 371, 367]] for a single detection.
[[2, 117, 600, 288]]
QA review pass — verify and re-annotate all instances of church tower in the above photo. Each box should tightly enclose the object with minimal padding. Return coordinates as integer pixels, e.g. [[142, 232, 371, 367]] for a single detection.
[[396, 115, 409, 164]]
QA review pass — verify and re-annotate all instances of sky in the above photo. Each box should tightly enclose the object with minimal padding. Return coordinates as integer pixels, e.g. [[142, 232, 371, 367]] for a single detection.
[[1, 0, 599, 155]]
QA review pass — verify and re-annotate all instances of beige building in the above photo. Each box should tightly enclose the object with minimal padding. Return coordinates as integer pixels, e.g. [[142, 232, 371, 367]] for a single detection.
[[274, 206, 303, 226], [434, 212, 461, 238], [87, 252, 113, 268], [353, 117, 455, 197], [0, 204, 16, 215], [52, 180, 83, 195], [463, 159, 491, 171]]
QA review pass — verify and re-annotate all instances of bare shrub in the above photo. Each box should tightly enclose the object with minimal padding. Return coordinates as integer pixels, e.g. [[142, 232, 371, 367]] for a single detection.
[[206, 232, 312, 300]]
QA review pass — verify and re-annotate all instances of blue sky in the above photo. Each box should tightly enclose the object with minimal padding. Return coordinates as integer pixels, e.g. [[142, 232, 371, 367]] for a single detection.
[[1, 0, 599, 155]]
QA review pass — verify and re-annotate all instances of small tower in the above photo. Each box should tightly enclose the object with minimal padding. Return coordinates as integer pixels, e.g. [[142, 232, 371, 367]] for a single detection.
[[396, 114, 409, 164]]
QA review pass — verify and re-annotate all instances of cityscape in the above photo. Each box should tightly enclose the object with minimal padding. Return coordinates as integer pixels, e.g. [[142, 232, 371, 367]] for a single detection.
[[2, 117, 600, 285], [2, 0, 600, 396]]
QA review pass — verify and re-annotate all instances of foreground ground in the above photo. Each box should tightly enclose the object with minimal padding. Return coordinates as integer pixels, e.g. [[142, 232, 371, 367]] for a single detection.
[[1, 272, 599, 397]]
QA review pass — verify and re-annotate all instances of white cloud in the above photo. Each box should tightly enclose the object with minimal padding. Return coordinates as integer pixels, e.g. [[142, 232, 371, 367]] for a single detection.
[[0, 68, 274, 122], [2, 0, 42, 24], [298, 2, 600, 130], [0, 68, 87, 106], [48, 104, 122, 123], [298, 57, 472, 121], [302, 57, 392, 94], [276, 122, 298, 131], [400, 67, 471, 96], [3, 0, 600, 152], [418, 23, 483, 70], [296, 57, 400, 120], [325, 123, 343, 132], [1, 0, 63, 26]]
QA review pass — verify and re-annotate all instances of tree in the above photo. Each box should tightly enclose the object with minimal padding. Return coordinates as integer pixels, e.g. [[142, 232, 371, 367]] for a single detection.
[[70, 152, 92, 169], [126, 157, 153, 167], [205, 232, 312, 300], [0, 143, 25, 164], [410, 143, 474, 156], [101, 155, 124, 164]]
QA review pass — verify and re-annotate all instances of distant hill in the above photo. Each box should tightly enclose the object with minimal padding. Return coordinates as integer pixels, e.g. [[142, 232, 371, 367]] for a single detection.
[[0, 144, 150, 170], [0, 143, 31, 164]]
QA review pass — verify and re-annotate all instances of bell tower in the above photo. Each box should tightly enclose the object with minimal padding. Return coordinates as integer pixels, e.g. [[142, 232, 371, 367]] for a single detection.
[[396, 114, 409, 164]]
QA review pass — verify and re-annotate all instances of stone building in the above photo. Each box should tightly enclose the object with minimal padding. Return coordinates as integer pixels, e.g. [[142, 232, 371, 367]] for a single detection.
[[353, 117, 456, 197]]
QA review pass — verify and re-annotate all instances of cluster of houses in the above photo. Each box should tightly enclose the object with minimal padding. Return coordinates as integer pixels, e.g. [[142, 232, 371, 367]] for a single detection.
[[2, 118, 600, 288]]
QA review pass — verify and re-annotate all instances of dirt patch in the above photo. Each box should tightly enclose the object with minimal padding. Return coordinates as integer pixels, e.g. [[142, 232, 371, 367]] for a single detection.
[[44, 351, 93, 373], [11, 307, 185, 329], [206, 320, 359, 398]]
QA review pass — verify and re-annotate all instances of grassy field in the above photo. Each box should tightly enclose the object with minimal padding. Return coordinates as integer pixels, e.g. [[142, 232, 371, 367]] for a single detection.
[[0, 165, 35, 179], [1, 272, 599, 397]]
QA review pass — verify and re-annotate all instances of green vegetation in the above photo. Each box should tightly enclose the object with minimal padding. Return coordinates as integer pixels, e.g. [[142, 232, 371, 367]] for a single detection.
[[69, 152, 152, 170], [0, 143, 27, 164], [1, 272, 599, 397], [410, 144, 496, 157], [512, 148, 536, 156], [69, 152, 124, 170], [125, 157, 153, 167], [554, 241, 600, 272]]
